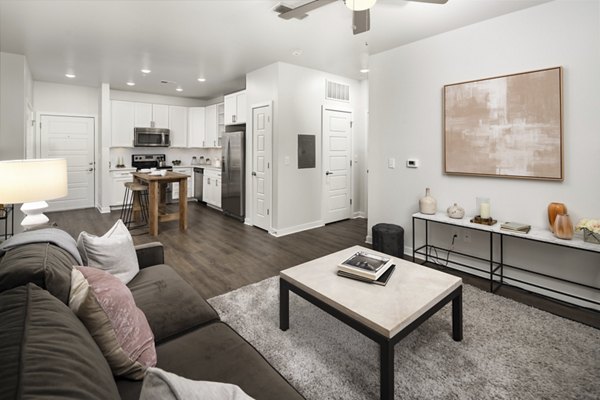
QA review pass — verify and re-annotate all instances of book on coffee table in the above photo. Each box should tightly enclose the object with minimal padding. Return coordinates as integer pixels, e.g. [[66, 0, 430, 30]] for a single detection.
[[500, 221, 531, 233], [338, 251, 393, 280], [337, 265, 396, 286]]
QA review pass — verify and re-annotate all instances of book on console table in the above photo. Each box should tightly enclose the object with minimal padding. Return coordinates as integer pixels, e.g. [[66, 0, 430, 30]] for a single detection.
[[500, 222, 531, 233], [337, 265, 396, 286], [338, 251, 393, 280]]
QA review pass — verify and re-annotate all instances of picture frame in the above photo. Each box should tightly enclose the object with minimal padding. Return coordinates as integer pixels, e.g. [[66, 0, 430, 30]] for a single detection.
[[443, 67, 563, 180]]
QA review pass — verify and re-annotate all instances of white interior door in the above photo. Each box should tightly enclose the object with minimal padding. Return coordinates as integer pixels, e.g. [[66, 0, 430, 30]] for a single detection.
[[40, 115, 95, 211], [252, 104, 272, 231], [322, 109, 352, 224]]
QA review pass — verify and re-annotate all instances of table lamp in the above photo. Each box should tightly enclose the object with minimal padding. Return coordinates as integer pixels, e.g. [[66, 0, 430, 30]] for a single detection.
[[0, 158, 68, 228]]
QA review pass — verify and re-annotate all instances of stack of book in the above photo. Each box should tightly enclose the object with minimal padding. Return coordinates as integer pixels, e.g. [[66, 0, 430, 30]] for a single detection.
[[500, 221, 531, 233], [337, 251, 396, 286]]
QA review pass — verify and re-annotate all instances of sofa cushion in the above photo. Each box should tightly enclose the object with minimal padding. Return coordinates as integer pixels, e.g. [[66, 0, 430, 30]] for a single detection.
[[116, 322, 305, 400], [0, 283, 120, 399], [77, 219, 139, 284], [139, 367, 254, 400], [0, 242, 75, 304], [70, 266, 157, 380], [127, 264, 219, 343]]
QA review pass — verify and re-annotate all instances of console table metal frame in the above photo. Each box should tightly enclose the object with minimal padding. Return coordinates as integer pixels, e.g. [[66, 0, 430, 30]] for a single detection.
[[0, 204, 14, 241], [412, 214, 600, 308], [280, 278, 463, 400]]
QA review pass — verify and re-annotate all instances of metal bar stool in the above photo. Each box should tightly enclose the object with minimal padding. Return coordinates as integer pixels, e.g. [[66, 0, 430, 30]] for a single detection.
[[120, 182, 149, 230]]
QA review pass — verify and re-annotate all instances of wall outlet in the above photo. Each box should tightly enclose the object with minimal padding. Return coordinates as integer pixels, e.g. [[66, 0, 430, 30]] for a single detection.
[[406, 159, 419, 168]]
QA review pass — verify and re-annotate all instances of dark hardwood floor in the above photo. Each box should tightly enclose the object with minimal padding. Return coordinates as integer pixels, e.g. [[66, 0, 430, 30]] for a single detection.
[[48, 203, 599, 329]]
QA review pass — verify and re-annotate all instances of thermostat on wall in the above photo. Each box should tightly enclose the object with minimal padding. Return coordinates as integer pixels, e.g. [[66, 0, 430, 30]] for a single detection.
[[406, 159, 419, 168]]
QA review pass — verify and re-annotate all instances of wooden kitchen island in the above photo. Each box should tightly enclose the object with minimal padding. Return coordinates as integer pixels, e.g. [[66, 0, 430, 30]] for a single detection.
[[132, 171, 188, 236]]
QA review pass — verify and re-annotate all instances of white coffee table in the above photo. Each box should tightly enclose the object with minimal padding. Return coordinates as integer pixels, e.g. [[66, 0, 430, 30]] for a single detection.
[[280, 245, 463, 400]]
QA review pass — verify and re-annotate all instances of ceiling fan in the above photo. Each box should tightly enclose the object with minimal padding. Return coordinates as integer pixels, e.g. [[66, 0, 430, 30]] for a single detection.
[[275, 0, 448, 35]]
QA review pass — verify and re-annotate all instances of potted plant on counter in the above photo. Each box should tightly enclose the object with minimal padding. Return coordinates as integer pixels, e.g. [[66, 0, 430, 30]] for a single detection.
[[575, 218, 600, 244]]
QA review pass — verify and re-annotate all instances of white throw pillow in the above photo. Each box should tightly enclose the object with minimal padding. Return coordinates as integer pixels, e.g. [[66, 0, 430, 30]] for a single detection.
[[77, 219, 139, 284], [139, 368, 254, 400]]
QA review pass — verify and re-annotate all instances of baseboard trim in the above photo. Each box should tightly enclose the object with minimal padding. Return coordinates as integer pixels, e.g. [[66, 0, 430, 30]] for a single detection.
[[270, 220, 325, 237], [353, 211, 366, 219], [365, 234, 372, 244], [97, 205, 111, 214]]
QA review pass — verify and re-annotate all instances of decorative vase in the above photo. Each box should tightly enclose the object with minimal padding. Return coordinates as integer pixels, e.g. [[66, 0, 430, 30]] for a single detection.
[[583, 229, 600, 244], [447, 203, 465, 219], [419, 188, 437, 215], [548, 202, 567, 232], [553, 214, 573, 240]]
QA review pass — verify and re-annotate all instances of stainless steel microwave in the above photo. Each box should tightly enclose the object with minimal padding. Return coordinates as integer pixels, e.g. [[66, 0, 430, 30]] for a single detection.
[[134, 127, 170, 147]]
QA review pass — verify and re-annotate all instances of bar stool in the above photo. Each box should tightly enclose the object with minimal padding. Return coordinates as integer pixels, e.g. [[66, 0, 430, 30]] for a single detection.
[[120, 182, 149, 230]]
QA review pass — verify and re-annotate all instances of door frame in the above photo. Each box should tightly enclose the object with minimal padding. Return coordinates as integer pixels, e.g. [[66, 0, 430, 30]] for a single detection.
[[36, 112, 98, 210], [249, 101, 273, 233], [321, 106, 353, 224]]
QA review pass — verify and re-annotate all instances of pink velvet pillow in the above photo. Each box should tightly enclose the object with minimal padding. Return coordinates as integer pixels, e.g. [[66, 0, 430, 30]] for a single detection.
[[69, 266, 156, 379]]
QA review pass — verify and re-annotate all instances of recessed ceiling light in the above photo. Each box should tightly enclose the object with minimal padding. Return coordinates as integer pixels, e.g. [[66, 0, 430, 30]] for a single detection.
[[176, 87, 183, 92], [197, 78, 206, 82], [141, 69, 151, 74], [65, 73, 76, 78], [126, 81, 135, 86], [292, 49, 303, 56], [360, 68, 370, 73]]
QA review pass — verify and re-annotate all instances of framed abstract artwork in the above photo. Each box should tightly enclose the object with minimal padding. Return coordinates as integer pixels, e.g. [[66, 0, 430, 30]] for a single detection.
[[443, 67, 563, 180]]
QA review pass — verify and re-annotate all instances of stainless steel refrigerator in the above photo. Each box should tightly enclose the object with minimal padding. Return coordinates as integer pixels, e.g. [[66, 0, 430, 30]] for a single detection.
[[221, 130, 245, 220]]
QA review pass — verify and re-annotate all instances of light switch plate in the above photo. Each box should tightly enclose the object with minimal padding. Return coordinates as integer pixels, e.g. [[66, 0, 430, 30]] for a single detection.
[[284, 156, 290, 166], [388, 158, 396, 169]]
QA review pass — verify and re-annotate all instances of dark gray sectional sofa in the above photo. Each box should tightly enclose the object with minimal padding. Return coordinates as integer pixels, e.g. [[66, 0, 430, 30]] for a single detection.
[[0, 236, 304, 400]]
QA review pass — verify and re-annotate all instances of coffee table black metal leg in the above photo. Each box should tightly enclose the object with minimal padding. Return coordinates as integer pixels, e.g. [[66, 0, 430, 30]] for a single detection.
[[452, 286, 463, 341], [280, 278, 289, 331], [380, 340, 394, 400]]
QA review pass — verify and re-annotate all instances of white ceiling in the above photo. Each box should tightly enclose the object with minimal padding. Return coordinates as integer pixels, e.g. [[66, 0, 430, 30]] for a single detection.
[[0, 0, 551, 100]]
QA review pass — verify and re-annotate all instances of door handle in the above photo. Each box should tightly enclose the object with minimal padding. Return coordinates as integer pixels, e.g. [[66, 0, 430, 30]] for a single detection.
[[252, 171, 256, 176], [88, 168, 94, 172], [325, 171, 333, 175]]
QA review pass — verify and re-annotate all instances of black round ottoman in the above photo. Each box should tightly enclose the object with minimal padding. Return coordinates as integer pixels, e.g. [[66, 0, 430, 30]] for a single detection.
[[372, 223, 404, 259]]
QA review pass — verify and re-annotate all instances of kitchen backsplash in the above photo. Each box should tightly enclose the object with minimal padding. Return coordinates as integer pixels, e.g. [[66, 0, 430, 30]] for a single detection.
[[110, 147, 222, 168]]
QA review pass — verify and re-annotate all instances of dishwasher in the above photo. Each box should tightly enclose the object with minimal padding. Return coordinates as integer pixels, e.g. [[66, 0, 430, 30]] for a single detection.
[[193, 167, 204, 203]]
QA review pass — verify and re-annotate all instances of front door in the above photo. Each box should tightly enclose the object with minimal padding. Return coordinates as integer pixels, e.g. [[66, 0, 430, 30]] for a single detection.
[[322, 109, 352, 224], [252, 104, 272, 231], [40, 115, 95, 211]]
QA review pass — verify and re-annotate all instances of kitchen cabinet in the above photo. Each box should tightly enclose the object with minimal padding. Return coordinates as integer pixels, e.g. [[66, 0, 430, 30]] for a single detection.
[[111, 101, 135, 147], [203, 169, 221, 208], [110, 170, 134, 206], [204, 104, 218, 147], [134, 103, 169, 128], [172, 168, 194, 200], [224, 90, 246, 125], [169, 106, 188, 147], [188, 107, 206, 148]]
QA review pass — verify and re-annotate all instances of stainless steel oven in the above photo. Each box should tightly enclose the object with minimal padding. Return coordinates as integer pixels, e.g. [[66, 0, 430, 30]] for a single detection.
[[134, 127, 170, 147]]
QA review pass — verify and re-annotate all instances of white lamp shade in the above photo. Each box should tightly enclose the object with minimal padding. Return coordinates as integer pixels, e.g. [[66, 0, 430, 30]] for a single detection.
[[345, 0, 377, 11], [0, 158, 68, 204]]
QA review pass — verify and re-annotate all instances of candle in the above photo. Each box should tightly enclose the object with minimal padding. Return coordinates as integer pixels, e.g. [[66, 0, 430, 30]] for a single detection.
[[480, 202, 491, 219]]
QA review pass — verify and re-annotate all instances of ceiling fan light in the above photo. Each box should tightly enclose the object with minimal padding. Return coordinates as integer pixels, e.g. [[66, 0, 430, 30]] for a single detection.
[[345, 0, 377, 11]]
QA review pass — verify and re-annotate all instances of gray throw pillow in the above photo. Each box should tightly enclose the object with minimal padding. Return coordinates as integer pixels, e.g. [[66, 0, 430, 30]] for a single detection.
[[77, 219, 139, 284], [139, 367, 254, 400]]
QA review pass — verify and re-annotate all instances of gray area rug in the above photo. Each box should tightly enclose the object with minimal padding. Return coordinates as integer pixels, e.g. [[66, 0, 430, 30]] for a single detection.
[[209, 277, 600, 400]]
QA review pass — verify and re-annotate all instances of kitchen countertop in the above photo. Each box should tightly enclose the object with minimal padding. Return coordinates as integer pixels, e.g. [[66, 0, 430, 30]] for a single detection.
[[110, 167, 136, 172]]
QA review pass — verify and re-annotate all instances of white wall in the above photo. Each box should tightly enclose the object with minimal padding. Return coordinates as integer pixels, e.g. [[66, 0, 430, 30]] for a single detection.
[[0, 52, 30, 161], [368, 0, 600, 308], [246, 62, 367, 236], [34, 81, 99, 116]]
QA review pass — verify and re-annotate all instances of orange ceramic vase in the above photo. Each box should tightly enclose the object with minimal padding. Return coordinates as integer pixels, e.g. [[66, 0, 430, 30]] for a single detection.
[[553, 214, 574, 240], [547, 202, 567, 232]]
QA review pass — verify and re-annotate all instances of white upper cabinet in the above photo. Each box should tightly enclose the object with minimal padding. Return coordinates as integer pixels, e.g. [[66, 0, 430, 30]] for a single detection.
[[169, 106, 188, 147], [204, 104, 218, 147], [111, 100, 135, 147], [224, 90, 246, 125], [134, 103, 169, 128], [188, 107, 206, 148]]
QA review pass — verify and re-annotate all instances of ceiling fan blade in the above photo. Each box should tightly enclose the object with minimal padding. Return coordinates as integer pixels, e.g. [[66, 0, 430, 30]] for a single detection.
[[276, 0, 337, 20], [405, 0, 449, 4], [352, 9, 370, 35]]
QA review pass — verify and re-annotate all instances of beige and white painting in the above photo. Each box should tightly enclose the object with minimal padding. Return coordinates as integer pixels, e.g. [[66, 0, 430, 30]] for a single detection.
[[444, 67, 562, 180]]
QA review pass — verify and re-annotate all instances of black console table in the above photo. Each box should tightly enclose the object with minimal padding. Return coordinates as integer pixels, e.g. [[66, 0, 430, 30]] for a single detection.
[[412, 212, 600, 309], [1, 204, 15, 241]]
